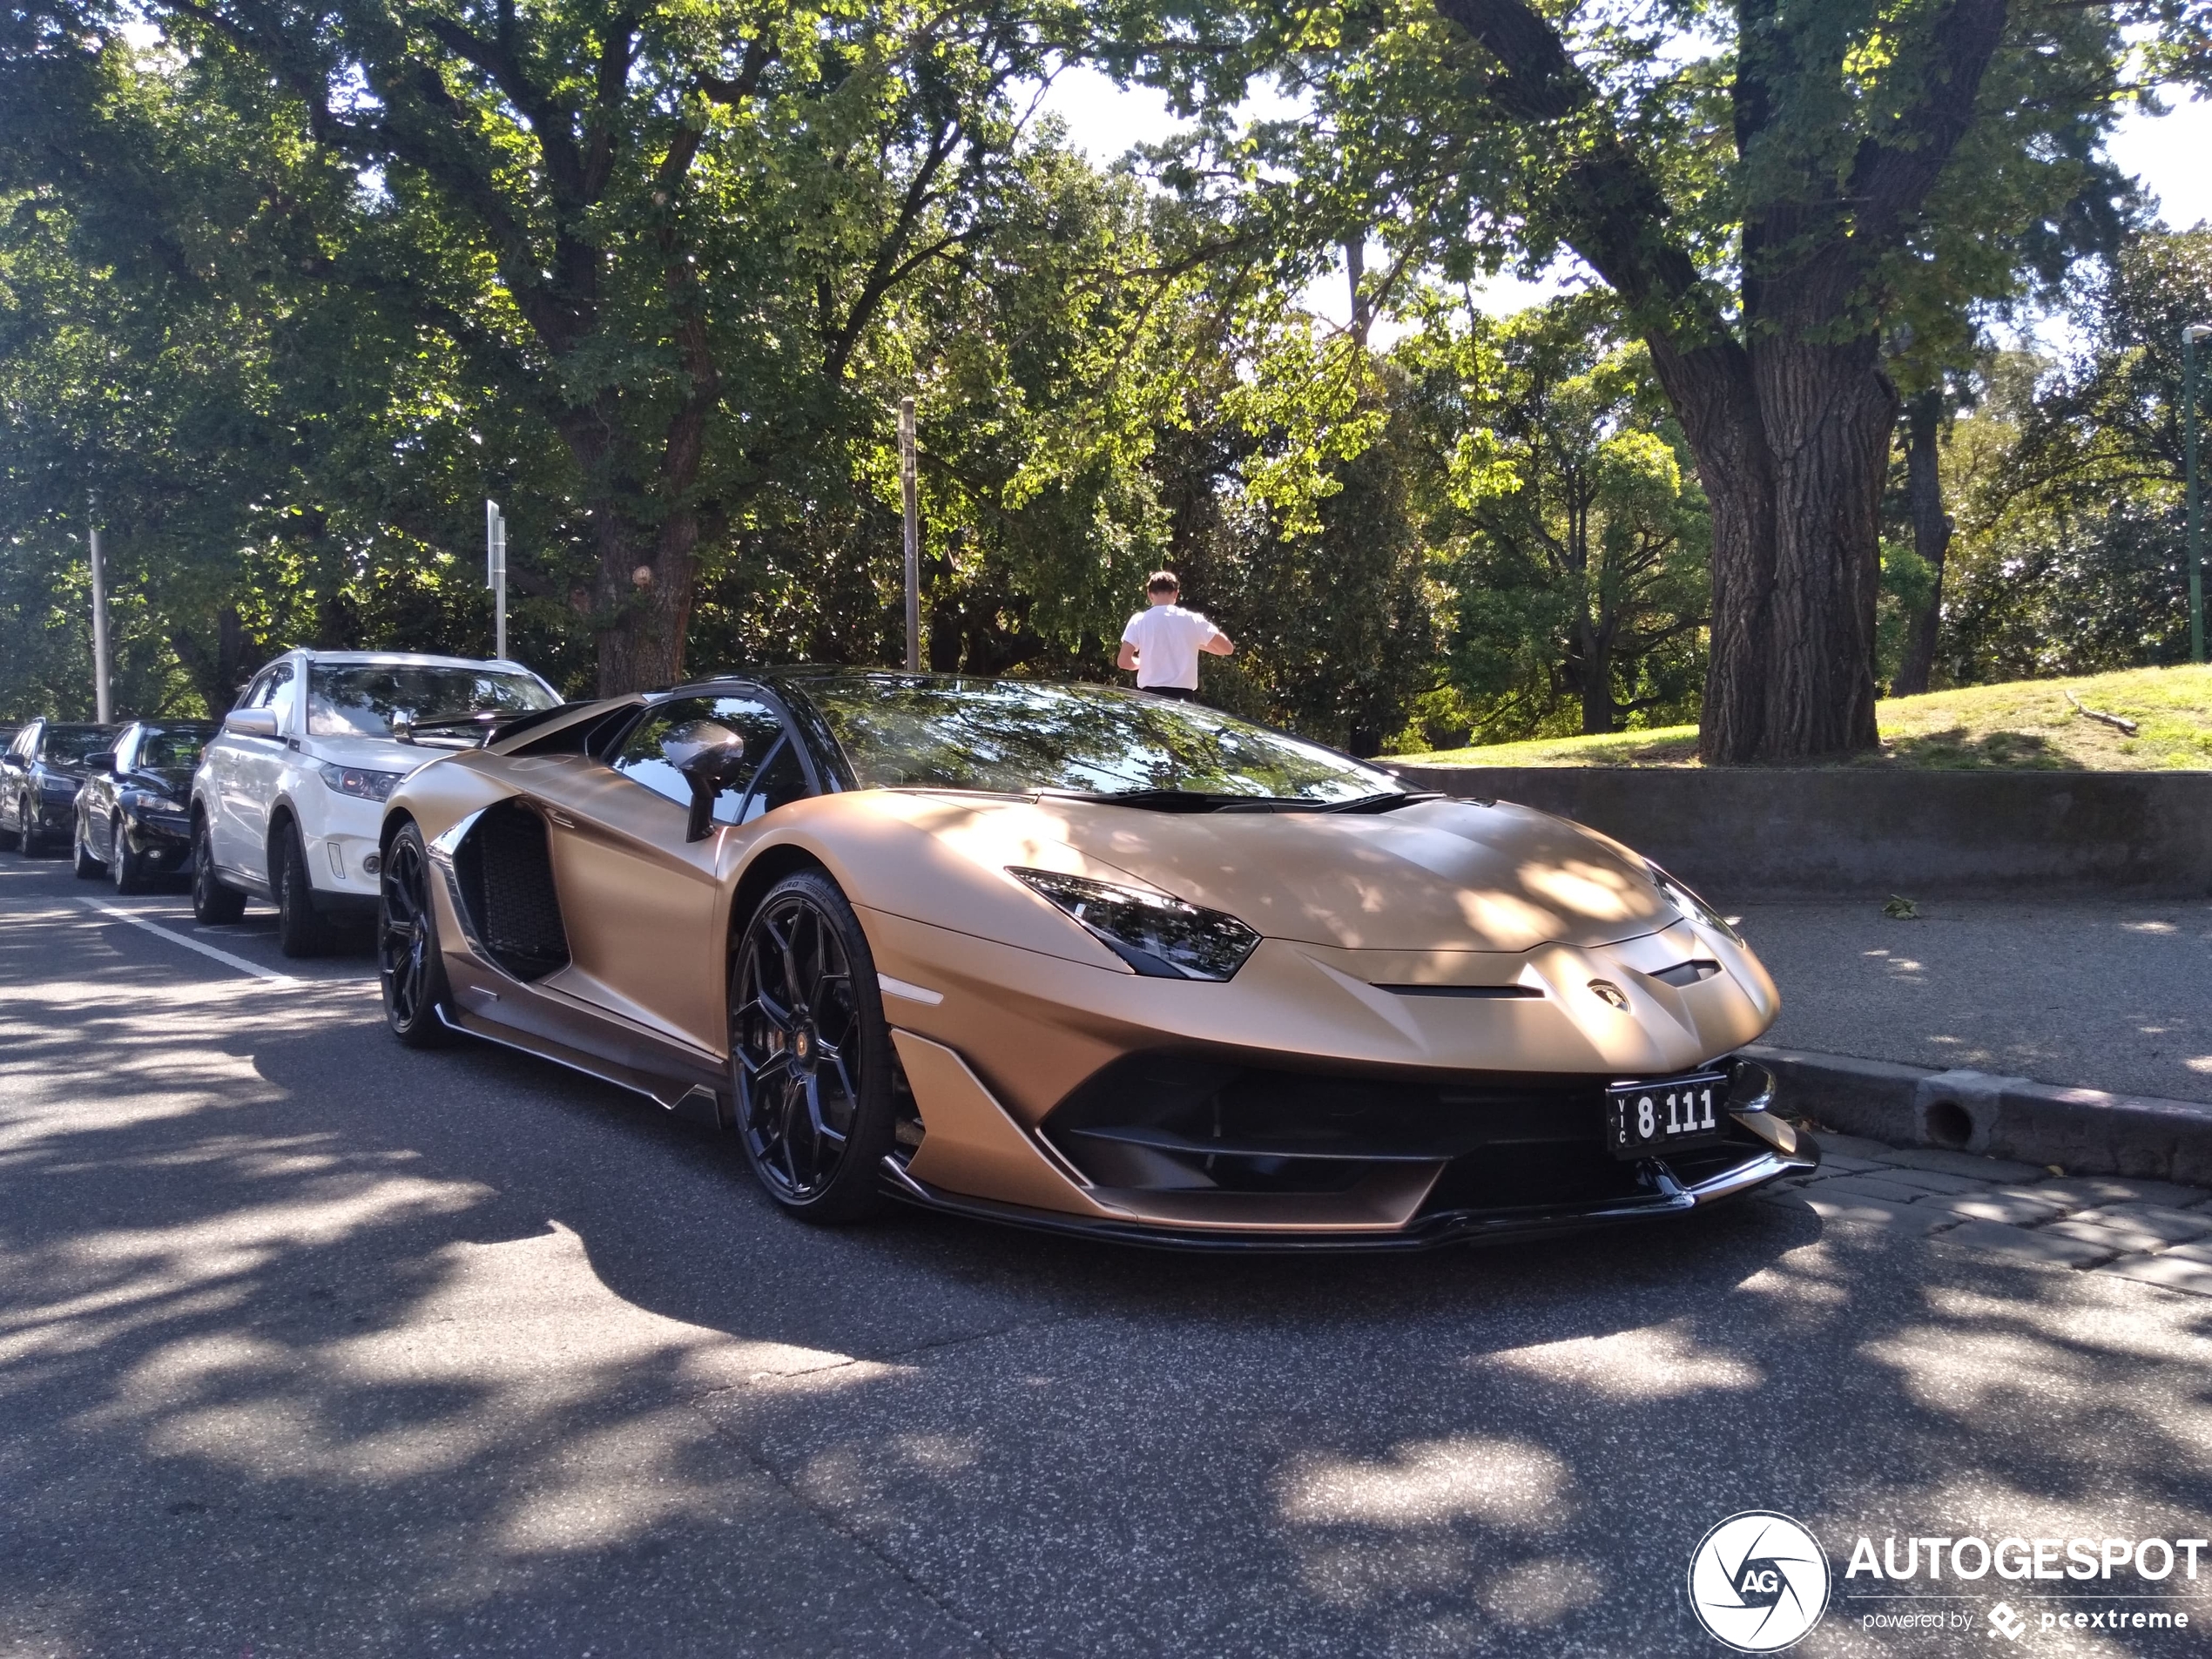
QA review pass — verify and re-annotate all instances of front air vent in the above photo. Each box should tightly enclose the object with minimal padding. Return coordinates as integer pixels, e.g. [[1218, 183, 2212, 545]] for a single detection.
[[1375, 983, 1544, 999], [1649, 960, 1723, 988], [452, 800, 570, 981]]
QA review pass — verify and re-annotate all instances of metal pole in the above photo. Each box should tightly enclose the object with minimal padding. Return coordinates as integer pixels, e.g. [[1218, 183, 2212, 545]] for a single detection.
[[899, 397, 920, 672], [87, 491, 111, 724], [486, 499, 508, 661], [2186, 326, 2209, 665]]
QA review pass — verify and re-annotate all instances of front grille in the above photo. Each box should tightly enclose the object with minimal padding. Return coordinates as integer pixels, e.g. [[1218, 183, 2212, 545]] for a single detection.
[[1041, 1050, 1776, 1208]]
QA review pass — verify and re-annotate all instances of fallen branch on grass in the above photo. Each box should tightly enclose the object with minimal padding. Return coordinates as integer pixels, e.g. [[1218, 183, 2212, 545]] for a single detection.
[[2063, 690, 2138, 737]]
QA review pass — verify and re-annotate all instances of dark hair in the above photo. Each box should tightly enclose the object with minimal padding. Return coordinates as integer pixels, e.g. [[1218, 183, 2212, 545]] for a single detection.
[[1145, 570, 1180, 595]]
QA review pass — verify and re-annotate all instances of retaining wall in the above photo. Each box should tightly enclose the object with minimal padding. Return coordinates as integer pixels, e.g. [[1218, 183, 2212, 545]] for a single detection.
[[1384, 765, 2212, 898]]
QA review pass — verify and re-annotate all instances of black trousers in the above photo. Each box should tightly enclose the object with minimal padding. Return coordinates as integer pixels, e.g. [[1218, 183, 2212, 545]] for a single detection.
[[1143, 685, 1197, 702]]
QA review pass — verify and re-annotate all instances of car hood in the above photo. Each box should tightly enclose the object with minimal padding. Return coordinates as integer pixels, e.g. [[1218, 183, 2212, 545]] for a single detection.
[[911, 793, 1678, 953]]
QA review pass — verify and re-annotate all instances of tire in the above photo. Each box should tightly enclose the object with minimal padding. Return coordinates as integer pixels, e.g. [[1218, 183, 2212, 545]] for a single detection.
[[273, 822, 331, 958], [191, 817, 246, 924], [71, 816, 103, 880], [18, 796, 41, 858], [377, 822, 453, 1048], [111, 815, 148, 894], [730, 870, 897, 1224]]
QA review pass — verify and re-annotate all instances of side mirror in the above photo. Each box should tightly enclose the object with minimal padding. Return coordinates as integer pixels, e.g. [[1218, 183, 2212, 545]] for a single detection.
[[86, 750, 118, 774], [391, 712, 415, 745], [224, 708, 280, 739], [666, 723, 748, 842]]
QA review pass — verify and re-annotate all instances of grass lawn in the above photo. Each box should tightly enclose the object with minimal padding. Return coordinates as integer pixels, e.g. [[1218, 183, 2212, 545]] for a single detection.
[[1394, 665, 2212, 769]]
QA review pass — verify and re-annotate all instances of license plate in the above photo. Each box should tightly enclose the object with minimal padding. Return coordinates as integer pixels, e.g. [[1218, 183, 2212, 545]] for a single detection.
[[1604, 1071, 1730, 1159]]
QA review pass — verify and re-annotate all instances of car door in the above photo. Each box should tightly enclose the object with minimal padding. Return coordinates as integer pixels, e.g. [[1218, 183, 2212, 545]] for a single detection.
[[529, 691, 806, 1055], [89, 725, 131, 859], [217, 663, 293, 880]]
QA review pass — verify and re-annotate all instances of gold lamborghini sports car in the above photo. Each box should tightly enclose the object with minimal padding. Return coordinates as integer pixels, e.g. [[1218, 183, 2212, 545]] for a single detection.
[[374, 671, 1817, 1248]]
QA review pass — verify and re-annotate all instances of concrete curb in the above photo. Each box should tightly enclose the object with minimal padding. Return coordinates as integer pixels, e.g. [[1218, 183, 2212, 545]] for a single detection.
[[1748, 1043, 2212, 1186]]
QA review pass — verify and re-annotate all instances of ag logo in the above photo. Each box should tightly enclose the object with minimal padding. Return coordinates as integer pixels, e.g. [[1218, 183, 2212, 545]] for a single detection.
[[1687, 1511, 1831, 1651]]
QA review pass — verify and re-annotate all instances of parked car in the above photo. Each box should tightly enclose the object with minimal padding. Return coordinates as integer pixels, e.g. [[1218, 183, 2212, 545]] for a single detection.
[[192, 651, 560, 954], [372, 671, 1817, 1246], [71, 720, 218, 892], [3, 718, 122, 856]]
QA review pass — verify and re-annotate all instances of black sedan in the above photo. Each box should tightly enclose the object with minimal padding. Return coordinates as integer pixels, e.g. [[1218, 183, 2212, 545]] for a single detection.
[[3, 718, 121, 856], [72, 721, 213, 891]]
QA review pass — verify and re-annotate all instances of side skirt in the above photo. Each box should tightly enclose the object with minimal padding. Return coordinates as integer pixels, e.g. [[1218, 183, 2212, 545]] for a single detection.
[[436, 1002, 724, 1129]]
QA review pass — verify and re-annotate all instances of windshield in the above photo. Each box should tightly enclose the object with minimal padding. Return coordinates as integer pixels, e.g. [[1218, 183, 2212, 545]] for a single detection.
[[137, 728, 209, 770], [307, 664, 556, 738], [45, 726, 118, 765], [799, 677, 1405, 804]]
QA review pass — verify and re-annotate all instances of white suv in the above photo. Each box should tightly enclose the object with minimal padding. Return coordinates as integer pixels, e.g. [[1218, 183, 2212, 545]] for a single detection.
[[191, 650, 562, 954]]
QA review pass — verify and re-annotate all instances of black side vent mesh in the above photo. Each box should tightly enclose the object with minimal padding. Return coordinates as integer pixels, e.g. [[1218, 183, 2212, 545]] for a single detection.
[[454, 801, 570, 981]]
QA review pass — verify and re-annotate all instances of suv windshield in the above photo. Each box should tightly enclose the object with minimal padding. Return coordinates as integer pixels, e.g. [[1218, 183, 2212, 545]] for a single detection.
[[138, 728, 210, 770], [45, 726, 118, 765], [307, 664, 556, 738], [799, 676, 1404, 804]]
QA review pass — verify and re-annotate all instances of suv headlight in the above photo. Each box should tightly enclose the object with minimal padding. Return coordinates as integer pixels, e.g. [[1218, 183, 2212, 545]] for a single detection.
[[1646, 860, 1741, 944], [1008, 867, 1260, 981], [128, 791, 186, 814], [318, 762, 405, 802]]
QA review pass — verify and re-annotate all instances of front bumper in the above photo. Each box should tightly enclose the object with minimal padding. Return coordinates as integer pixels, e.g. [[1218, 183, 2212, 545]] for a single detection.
[[120, 809, 194, 866], [880, 1132, 1819, 1251]]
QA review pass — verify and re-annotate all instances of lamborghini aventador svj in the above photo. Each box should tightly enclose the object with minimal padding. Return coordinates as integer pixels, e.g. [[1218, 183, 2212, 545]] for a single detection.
[[373, 671, 1817, 1248]]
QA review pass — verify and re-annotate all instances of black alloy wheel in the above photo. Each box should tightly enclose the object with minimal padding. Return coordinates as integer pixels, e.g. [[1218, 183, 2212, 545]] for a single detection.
[[17, 795, 40, 857], [191, 817, 246, 924], [71, 813, 103, 879], [731, 871, 896, 1223], [273, 822, 331, 958], [377, 823, 452, 1048], [110, 814, 148, 894]]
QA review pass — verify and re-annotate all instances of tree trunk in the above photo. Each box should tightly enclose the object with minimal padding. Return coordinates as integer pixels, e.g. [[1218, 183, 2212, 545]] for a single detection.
[[1650, 334, 1892, 762], [1891, 388, 1950, 698], [1577, 620, 1613, 734], [562, 378, 714, 696]]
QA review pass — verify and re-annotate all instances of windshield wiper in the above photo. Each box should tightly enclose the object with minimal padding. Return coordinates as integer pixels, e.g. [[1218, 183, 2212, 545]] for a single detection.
[[1038, 788, 1437, 814]]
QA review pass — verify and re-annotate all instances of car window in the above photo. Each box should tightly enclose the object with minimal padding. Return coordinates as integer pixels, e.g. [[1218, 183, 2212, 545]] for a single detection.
[[137, 728, 207, 770], [738, 738, 808, 825], [307, 663, 556, 738], [44, 727, 118, 765], [611, 696, 791, 825], [239, 667, 278, 711], [264, 664, 299, 731]]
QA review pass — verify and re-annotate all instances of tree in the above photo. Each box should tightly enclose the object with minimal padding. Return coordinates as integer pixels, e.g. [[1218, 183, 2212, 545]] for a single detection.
[[1398, 293, 1708, 736], [1116, 0, 2172, 758], [22, 0, 1076, 694]]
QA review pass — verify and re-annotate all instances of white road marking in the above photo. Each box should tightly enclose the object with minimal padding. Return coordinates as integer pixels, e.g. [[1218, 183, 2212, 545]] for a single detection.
[[78, 898, 304, 986]]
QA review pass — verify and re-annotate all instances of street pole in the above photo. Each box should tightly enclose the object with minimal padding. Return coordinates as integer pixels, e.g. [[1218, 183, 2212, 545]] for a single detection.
[[485, 500, 508, 660], [899, 397, 920, 672], [2187, 325, 2210, 665], [87, 491, 111, 724]]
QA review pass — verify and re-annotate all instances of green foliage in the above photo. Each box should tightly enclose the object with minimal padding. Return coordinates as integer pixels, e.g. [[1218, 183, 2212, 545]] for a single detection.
[[1393, 293, 1709, 740]]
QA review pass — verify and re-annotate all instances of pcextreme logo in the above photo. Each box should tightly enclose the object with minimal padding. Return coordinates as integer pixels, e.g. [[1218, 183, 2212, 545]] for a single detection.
[[1687, 1511, 1833, 1652]]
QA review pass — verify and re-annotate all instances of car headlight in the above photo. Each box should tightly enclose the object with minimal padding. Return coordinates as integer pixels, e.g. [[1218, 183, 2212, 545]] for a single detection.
[[128, 792, 186, 813], [1646, 860, 1742, 944], [318, 762, 405, 802], [1008, 867, 1261, 981]]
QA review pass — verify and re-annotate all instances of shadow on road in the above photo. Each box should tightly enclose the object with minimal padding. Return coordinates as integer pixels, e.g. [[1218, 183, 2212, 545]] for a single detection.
[[3, 873, 2209, 1656]]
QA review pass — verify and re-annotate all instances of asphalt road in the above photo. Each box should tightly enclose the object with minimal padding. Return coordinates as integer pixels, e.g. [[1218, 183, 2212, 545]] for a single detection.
[[1738, 897, 2212, 1105], [3, 852, 2209, 1657]]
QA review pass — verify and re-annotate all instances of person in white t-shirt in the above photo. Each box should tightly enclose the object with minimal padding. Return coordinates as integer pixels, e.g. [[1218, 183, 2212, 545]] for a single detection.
[[1117, 571, 1233, 700]]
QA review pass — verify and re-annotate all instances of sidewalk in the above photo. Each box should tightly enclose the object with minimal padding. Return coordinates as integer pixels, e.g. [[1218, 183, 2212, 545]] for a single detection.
[[1730, 896, 2212, 1106]]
